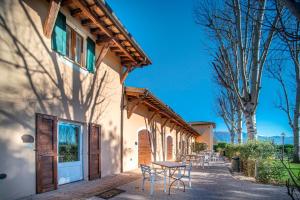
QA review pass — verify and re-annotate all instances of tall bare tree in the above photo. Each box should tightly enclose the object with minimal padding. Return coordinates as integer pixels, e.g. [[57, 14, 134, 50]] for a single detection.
[[267, 3, 300, 162], [195, 0, 280, 140], [279, 0, 300, 21], [213, 47, 243, 144]]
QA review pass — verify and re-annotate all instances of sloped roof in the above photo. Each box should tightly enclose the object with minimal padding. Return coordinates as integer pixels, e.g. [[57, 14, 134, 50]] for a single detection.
[[125, 87, 200, 136]]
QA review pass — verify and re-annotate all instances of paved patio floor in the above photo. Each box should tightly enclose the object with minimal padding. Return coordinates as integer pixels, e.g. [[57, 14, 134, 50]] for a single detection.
[[89, 161, 290, 200]]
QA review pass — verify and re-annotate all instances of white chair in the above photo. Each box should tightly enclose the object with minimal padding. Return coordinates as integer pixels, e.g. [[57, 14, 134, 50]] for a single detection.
[[140, 164, 166, 195], [204, 154, 210, 166], [181, 162, 193, 188]]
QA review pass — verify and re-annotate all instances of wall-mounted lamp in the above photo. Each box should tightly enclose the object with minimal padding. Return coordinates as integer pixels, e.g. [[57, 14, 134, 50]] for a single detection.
[[0, 173, 7, 179], [21, 134, 34, 143]]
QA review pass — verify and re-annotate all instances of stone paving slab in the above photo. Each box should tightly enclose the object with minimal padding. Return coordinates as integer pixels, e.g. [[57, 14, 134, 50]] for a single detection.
[[21, 171, 140, 200], [90, 161, 290, 200]]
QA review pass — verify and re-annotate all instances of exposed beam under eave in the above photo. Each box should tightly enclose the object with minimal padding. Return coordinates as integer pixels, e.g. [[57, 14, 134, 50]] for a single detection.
[[72, 0, 137, 65], [43, 0, 62, 38], [127, 98, 143, 119], [120, 66, 131, 84], [161, 118, 170, 129], [95, 40, 113, 67], [148, 110, 159, 124], [170, 123, 176, 132]]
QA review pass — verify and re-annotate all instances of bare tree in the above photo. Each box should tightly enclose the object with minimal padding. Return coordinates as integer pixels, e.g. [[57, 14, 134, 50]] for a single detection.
[[195, 0, 280, 140], [267, 3, 300, 162], [279, 0, 300, 21], [213, 47, 243, 144]]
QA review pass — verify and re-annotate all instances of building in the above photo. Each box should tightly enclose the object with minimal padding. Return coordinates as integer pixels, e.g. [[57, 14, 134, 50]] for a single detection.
[[123, 87, 199, 172], [0, 0, 206, 199], [190, 121, 216, 150]]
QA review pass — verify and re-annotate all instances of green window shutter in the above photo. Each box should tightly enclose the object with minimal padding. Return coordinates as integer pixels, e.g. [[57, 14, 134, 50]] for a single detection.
[[51, 12, 66, 56], [86, 37, 95, 73]]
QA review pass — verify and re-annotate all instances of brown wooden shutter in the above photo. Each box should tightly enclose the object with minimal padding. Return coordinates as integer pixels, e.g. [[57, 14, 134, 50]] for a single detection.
[[36, 113, 58, 193], [88, 123, 101, 180], [138, 130, 152, 165], [167, 136, 173, 161]]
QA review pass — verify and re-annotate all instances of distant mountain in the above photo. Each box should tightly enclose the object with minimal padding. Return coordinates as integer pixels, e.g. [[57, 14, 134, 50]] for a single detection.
[[214, 131, 293, 145]]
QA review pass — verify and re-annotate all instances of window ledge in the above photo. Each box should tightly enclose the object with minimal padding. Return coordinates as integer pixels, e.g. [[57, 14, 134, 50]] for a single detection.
[[57, 54, 89, 75]]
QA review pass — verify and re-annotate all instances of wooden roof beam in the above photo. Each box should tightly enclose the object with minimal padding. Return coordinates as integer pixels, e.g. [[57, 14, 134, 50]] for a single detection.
[[61, 0, 73, 6], [148, 110, 159, 124], [72, 0, 137, 64], [43, 0, 62, 38], [161, 118, 170, 129], [81, 19, 93, 26], [120, 66, 132, 84], [71, 8, 82, 18], [170, 123, 176, 132], [127, 98, 143, 119]]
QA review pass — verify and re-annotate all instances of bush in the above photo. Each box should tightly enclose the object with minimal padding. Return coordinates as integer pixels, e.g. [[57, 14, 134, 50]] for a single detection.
[[257, 159, 285, 184], [239, 141, 275, 160], [240, 159, 256, 177], [192, 142, 208, 153], [224, 144, 240, 159], [275, 144, 294, 159]]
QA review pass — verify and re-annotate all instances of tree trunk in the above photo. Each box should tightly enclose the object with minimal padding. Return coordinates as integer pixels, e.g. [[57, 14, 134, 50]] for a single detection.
[[237, 109, 243, 144], [230, 130, 235, 144], [293, 64, 300, 162], [244, 111, 257, 140]]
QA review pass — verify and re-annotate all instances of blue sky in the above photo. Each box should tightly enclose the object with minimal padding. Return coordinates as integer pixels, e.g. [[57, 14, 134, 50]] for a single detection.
[[107, 0, 292, 136]]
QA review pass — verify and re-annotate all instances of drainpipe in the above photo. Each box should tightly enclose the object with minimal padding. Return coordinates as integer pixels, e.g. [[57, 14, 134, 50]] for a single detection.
[[120, 83, 125, 173]]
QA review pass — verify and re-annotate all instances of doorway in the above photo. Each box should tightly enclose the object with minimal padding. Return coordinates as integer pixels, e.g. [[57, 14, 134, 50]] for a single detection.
[[57, 122, 83, 185]]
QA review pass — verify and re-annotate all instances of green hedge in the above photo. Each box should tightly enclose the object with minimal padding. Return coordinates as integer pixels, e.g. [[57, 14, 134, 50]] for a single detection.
[[192, 142, 208, 153], [257, 159, 285, 184]]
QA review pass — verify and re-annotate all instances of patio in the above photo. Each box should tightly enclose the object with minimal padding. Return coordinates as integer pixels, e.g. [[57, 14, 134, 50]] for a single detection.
[[24, 160, 291, 200], [102, 160, 290, 200]]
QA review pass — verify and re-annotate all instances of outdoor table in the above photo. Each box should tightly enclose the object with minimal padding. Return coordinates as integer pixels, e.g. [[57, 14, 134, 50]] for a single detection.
[[152, 161, 187, 195]]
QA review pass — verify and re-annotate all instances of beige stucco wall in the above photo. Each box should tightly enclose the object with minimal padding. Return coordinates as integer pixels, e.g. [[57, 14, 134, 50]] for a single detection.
[[193, 124, 214, 150], [122, 101, 191, 172], [0, 1, 123, 199]]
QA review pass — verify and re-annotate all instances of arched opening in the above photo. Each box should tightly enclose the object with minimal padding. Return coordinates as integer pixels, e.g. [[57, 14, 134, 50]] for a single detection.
[[138, 129, 152, 165], [167, 136, 173, 160]]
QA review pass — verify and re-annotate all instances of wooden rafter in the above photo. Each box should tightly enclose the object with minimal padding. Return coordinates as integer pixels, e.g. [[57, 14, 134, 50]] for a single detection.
[[72, 0, 137, 65], [127, 98, 143, 119], [95, 39, 114, 67], [170, 123, 176, 132], [148, 110, 159, 124], [43, 0, 62, 38], [120, 66, 131, 84], [161, 118, 170, 129]]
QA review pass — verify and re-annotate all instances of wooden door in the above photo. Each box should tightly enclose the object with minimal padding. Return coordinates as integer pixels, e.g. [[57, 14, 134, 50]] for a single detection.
[[36, 113, 58, 193], [138, 130, 152, 165], [167, 136, 173, 160], [88, 123, 101, 180]]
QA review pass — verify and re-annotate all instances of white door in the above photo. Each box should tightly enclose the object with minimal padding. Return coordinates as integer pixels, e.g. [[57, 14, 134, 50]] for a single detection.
[[58, 122, 83, 185]]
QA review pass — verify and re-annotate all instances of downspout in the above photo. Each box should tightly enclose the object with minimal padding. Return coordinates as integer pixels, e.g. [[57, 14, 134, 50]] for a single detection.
[[120, 83, 125, 173]]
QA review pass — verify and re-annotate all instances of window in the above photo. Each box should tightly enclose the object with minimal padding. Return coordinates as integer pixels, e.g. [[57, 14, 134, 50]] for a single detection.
[[52, 12, 95, 72], [66, 25, 84, 66], [58, 123, 80, 163]]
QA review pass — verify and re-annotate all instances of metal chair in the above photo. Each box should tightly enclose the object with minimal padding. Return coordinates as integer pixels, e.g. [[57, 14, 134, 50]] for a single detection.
[[140, 164, 166, 195], [181, 162, 193, 188]]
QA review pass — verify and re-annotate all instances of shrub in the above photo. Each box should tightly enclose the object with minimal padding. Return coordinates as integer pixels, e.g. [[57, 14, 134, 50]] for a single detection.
[[275, 144, 294, 159], [224, 144, 240, 159], [241, 159, 256, 177], [257, 159, 285, 184], [239, 141, 275, 160], [192, 142, 208, 153]]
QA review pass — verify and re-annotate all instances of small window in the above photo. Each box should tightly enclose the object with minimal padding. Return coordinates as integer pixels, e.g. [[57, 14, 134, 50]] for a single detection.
[[58, 123, 80, 163], [66, 25, 84, 66]]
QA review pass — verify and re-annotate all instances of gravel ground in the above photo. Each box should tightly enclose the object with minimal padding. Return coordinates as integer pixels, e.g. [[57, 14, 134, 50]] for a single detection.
[[89, 160, 290, 200]]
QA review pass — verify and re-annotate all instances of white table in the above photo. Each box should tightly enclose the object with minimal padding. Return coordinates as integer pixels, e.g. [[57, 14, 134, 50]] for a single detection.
[[152, 161, 187, 195]]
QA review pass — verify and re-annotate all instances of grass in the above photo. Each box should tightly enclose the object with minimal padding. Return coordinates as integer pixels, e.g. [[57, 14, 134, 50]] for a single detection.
[[279, 161, 300, 186]]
